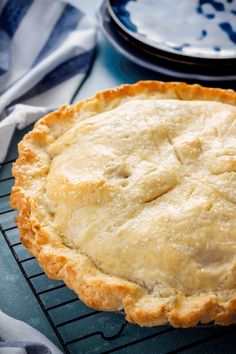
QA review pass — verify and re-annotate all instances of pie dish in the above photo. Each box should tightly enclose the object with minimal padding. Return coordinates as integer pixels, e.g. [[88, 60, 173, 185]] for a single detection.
[[11, 81, 236, 328]]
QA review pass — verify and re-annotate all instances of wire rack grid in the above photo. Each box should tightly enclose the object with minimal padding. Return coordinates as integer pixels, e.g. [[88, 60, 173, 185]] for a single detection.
[[1, 155, 236, 354]]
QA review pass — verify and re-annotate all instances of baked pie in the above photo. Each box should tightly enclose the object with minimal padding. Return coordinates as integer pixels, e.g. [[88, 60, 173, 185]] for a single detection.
[[11, 81, 236, 327]]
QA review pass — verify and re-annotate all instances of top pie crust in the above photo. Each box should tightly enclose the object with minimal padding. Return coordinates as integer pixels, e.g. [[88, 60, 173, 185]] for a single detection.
[[11, 81, 236, 327]]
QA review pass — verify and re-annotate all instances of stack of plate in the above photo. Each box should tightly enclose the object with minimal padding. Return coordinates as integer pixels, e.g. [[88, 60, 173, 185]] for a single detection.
[[97, 0, 236, 83]]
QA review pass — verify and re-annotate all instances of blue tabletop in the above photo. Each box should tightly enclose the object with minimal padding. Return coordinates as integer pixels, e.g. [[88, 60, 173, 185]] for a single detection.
[[0, 1, 236, 353]]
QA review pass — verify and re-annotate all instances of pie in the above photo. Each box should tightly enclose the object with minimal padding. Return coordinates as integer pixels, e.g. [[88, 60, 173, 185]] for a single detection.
[[11, 81, 236, 327]]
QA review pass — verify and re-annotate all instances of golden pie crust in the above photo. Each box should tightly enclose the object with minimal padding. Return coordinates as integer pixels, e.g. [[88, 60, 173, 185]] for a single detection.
[[11, 81, 236, 327]]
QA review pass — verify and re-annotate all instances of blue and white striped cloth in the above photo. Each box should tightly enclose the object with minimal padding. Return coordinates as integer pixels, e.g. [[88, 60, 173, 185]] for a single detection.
[[0, 310, 63, 353], [0, 0, 97, 162]]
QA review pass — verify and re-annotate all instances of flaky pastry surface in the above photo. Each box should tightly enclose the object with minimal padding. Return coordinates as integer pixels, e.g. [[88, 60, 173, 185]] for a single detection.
[[11, 81, 236, 327]]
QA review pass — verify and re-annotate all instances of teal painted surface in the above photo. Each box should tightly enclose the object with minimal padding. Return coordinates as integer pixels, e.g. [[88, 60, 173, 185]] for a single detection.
[[1, 1, 236, 353]]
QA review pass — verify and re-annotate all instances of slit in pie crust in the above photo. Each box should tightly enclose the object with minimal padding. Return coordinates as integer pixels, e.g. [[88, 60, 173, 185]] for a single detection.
[[11, 81, 236, 327]]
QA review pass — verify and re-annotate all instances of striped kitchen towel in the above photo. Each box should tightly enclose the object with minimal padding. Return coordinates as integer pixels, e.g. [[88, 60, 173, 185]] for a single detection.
[[0, 0, 97, 162], [0, 310, 63, 353]]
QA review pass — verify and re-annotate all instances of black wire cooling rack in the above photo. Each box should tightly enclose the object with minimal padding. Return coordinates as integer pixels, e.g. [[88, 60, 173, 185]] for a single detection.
[[1, 157, 236, 354]]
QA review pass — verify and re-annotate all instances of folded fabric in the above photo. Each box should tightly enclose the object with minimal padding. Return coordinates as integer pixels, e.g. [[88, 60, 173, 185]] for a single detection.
[[0, 0, 97, 163], [0, 310, 63, 354]]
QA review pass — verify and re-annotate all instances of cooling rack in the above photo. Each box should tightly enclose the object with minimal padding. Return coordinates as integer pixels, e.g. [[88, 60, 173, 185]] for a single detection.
[[0, 132, 236, 353]]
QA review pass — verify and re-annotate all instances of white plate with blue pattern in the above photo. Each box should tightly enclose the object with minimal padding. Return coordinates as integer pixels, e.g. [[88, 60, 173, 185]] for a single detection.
[[108, 0, 236, 61], [98, 1, 236, 82]]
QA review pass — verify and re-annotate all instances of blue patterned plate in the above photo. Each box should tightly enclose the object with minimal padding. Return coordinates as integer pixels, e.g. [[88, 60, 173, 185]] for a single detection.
[[98, 1, 236, 82], [108, 0, 236, 60]]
